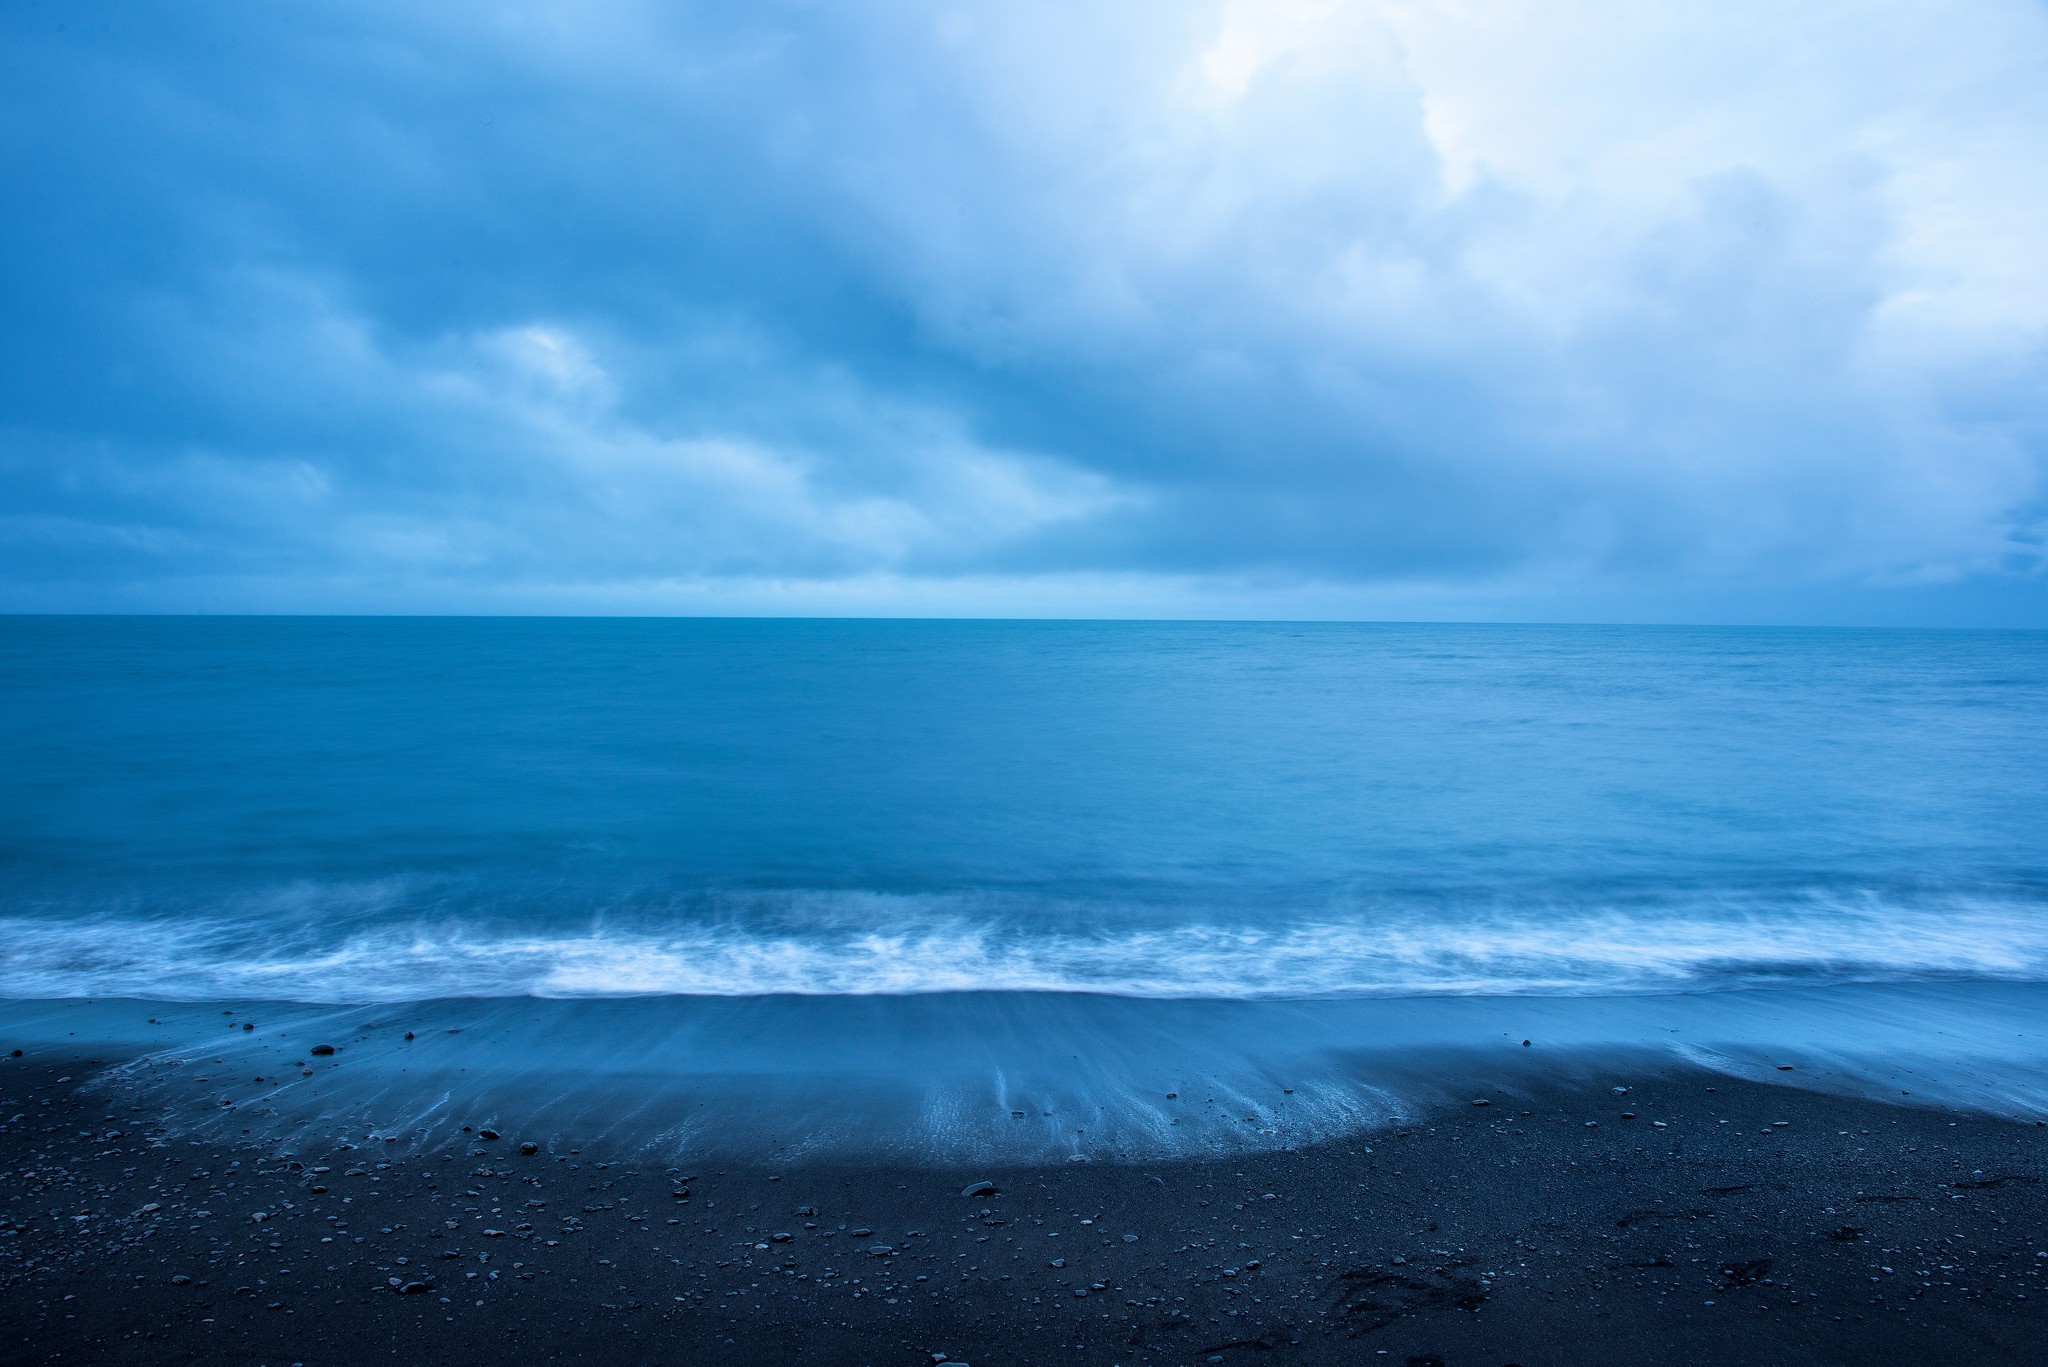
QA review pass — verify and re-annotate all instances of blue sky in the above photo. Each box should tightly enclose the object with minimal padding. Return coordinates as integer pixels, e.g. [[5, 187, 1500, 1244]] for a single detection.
[[3, 0, 2046, 623]]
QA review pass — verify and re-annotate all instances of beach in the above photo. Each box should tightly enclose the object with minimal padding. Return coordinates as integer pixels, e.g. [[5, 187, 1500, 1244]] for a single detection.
[[7, 1039, 2046, 1366]]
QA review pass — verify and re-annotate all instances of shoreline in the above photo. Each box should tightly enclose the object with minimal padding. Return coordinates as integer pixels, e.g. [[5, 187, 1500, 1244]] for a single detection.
[[5, 1040, 2047, 1364], [6, 982, 2047, 1168]]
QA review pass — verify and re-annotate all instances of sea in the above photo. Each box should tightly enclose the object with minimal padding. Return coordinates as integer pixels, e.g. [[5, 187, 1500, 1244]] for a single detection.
[[4, 616, 2046, 1160]]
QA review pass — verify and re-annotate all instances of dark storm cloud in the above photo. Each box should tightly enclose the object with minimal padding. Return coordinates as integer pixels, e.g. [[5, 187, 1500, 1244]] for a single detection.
[[2, 0, 2045, 618]]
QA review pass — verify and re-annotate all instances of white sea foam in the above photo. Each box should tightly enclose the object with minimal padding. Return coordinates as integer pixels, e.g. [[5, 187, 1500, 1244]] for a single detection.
[[3, 890, 2046, 1003]]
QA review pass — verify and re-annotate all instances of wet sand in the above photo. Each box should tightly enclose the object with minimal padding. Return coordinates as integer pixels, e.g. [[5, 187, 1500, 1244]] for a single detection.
[[5, 1044, 2047, 1366]]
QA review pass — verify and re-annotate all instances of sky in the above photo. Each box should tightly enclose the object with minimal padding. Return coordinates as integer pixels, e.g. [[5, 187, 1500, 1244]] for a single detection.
[[2, 0, 2046, 624]]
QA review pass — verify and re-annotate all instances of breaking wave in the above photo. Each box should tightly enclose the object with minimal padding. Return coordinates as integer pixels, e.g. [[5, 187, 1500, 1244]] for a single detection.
[[4, 886, 2046, 1003]]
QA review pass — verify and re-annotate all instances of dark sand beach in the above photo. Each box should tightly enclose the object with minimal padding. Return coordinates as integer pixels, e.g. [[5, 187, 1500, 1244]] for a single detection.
[[6, 1044, 2046, 1366]]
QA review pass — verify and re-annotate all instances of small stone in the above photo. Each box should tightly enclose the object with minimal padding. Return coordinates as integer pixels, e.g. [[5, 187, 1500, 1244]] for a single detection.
[[1620, 1112, 1636, 1120], [309, 1045, 336, 1056], [771, 1232, 793, 1243], [170, 1275, 190, 1285], [1585, 1121, 1598, 1128], [1121, 1233, 1139, 1243], [1049, 1258, 1066, 1268], [477, 1128, 500, 1141], [960, 1180, 997, 1198], [1776, 1064, 1794, 1071], [404, 1031, 415, 1040], [399, 1281, 432, 1295], [1471, 1099, 1489, 1107], [519, 1142, 538, 1155], [851, 1228, 872, 1237], [1521, 1039, 1531, 1047]]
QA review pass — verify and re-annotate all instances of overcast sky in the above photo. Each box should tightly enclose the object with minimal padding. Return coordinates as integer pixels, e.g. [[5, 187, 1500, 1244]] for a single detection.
[[4, 1, 2046, 622]]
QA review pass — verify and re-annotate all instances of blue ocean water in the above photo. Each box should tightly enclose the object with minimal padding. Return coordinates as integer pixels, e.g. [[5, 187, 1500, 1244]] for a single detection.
[[4, 616, 2046, 1004]]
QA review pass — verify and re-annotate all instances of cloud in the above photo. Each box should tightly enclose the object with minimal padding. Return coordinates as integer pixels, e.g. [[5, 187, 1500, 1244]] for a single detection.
[[1, 0, 2044, 620]]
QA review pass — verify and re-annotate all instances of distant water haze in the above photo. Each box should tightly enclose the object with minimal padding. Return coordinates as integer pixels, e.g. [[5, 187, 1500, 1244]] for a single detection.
[[3, 618, 2045, 1156]]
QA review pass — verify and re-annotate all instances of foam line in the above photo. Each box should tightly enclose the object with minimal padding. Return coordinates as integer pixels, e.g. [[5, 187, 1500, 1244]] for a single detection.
[[3, 892, 2046, 1002]]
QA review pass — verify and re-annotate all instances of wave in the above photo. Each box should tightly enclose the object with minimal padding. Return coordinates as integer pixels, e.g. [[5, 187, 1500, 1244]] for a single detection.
[[3, 888, 2047, 1002]]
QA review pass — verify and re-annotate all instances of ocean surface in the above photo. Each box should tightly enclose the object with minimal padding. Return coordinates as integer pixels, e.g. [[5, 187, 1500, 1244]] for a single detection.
[[4, 617, 2047, 1158]]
